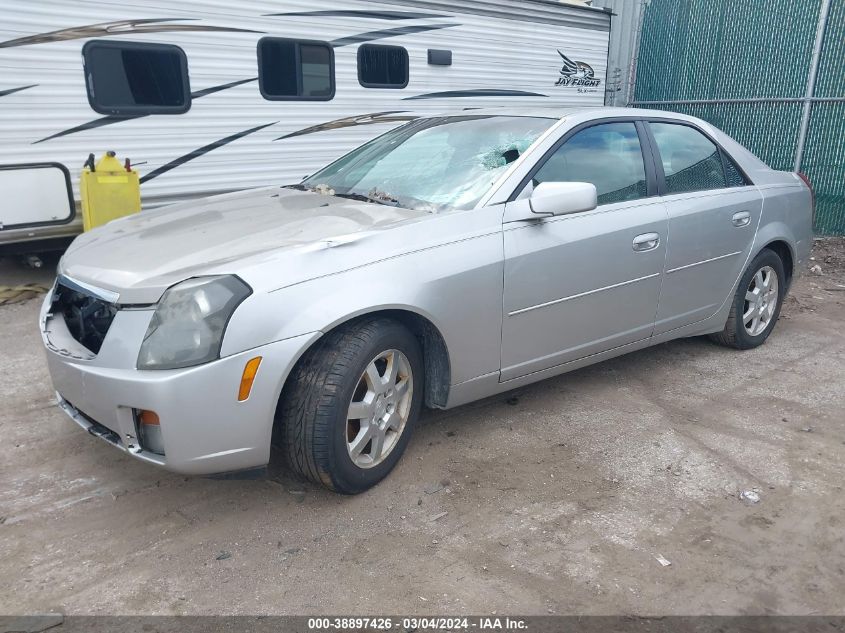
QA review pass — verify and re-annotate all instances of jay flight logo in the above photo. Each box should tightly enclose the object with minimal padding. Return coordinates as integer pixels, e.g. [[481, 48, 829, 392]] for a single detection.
[[555, 50, 601, 87]]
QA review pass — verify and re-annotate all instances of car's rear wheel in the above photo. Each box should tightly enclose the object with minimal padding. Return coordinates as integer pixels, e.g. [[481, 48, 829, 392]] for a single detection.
[[710, 248, 786, 349], [277, 317, 423, 494]]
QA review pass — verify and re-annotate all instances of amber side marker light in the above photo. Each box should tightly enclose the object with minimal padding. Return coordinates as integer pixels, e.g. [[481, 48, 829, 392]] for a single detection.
[[238, 357, 263, 401], [135, 409, 164, 455], [138, 409, 160, 425]]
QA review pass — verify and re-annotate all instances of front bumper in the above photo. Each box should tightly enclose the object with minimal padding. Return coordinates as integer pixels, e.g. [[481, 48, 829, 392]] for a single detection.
[[40, 291, 318, 475]]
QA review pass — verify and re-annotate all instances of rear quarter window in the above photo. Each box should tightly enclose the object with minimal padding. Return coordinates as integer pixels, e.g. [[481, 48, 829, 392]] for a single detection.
[[724, 155, 750, 187]]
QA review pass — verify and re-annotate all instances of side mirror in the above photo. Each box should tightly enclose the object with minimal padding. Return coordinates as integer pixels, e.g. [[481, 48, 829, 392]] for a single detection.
[[529, 181, 597, 216]]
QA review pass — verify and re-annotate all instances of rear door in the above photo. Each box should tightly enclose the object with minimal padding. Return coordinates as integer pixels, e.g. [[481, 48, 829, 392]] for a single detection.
[[646, 121, 762, 335], [500, 120, 668, 381]]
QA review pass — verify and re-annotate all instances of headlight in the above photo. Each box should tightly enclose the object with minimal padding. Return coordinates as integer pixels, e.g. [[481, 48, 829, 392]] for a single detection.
[[137, 275, 251, 370]]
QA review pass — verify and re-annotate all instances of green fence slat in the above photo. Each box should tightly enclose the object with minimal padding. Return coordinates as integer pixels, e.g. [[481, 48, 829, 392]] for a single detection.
[[634, 0, 821, 102], [816, 0, 845, 97], [803, 102, 845, 235]]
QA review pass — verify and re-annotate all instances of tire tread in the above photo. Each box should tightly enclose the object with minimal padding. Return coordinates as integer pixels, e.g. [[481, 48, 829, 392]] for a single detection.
[[709, 301, 740, 348], [278, 317, 409, 492], [709, 248, 784, 350]]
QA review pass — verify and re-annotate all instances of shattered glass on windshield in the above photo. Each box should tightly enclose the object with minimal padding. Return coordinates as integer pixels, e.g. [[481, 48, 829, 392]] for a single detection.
[[300, 115, 554, 211]]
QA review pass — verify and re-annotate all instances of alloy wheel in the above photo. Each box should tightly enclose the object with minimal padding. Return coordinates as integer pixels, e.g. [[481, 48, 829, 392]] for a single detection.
[[346, 349, 414, 469], [743, 265, 779, 336]]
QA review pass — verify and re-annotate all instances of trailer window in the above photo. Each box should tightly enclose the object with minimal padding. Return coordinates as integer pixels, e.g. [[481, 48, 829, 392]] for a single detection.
[[358, 44, 409, 89], [82, 41, 190, 115], [258, 38, 334, 100]]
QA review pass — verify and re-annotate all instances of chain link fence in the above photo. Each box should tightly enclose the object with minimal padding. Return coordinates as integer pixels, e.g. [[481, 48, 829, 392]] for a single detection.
[[631, 0, 844, 235]]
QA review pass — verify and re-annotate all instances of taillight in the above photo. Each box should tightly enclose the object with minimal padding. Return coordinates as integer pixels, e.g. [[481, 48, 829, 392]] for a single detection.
[[797, 171, 816, 224]]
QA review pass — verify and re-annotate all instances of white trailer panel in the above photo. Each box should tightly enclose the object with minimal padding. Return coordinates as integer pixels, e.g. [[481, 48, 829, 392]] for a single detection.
[[0, 0, 611, 246]]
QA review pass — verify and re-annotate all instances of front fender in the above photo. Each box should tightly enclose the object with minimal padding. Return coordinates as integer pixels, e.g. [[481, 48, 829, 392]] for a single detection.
[[221, 232, 505, 386]]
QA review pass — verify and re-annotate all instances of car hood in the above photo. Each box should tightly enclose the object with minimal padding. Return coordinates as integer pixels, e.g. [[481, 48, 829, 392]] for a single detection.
[[60, 187, 429, 304]]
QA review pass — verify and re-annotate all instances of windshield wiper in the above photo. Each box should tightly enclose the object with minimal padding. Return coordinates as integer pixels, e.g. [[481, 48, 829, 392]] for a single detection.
[[334, 190, 400, 207], [288, 183, 401, 207], [366, 188, 400, 205], [332, 192, 370, 202]]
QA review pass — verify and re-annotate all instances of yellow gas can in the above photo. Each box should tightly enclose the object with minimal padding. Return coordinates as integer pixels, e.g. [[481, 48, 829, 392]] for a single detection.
[[80, 151, 141, 231]]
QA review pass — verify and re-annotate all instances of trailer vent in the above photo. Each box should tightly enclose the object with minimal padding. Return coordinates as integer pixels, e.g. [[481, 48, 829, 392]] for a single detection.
[[427, 49, 452, 66]]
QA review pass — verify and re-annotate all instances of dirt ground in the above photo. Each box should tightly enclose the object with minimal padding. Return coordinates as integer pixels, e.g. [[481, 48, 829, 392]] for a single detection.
[[1, 239, 843, 616]]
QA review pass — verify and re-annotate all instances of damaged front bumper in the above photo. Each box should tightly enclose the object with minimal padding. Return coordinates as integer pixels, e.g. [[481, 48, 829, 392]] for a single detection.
[[40, 286, 317, 476]]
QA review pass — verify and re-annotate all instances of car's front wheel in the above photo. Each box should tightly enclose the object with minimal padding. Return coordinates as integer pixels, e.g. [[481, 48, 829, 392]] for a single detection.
[[710, 248, 786, 349], [277, 317, 423, 494]]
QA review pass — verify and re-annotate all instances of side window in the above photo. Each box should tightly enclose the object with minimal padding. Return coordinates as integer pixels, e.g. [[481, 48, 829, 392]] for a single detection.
[[258, 38, 334, 100], [82, 41, 190, 115], [358, 44, 409, 88], [650, 122, 727, 194], [724, 155, 750, 187], [529, 122, 648, 205]]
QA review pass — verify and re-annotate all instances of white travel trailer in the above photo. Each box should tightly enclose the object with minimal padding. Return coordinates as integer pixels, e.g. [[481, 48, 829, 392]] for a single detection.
[[0, 0, 611, 249]]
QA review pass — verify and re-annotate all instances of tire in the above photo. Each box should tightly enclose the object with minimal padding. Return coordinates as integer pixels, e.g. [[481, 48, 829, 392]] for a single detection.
[[277, 317, 424, 494], [710, 248, 786, 350]]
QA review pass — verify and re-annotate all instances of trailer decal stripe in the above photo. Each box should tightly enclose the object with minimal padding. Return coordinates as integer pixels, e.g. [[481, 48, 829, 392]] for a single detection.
[[369, 0, 609, 31], [275, 111, 419, 140], [34, 115, 143, 145], [330, 23, 459, 47], [265, 10, 452, 20], [33, 78, 258, 144], [0, 18, 262, 48], [139, 122, 277, 184], [190, 77, 258, 99], [0, 85, 38, 98], [404, 89, 549, 100]]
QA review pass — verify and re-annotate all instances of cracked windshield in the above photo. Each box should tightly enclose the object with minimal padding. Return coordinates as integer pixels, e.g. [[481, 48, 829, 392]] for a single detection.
[[300, 115, 555, 211]]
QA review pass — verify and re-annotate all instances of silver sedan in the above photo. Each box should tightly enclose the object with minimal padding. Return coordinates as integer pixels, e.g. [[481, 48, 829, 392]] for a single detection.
[[41, 107, 814, 493]]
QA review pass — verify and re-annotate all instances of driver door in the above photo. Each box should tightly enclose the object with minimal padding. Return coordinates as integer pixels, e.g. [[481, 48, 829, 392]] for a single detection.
[[500, 120, 668, 381]]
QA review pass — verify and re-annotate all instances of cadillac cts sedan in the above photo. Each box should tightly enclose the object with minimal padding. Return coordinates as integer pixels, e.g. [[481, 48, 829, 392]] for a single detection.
[[41, 108, 814, 493]]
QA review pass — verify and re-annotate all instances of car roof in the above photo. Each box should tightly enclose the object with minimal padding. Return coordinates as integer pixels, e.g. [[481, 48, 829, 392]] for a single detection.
[[427, 106, 699, 123], [436, 106, 776, 181], [408, 106, 779, 181]]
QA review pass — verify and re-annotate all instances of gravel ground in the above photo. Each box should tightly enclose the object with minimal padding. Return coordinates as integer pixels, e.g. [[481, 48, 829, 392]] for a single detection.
[[0, 239, 843, 616]]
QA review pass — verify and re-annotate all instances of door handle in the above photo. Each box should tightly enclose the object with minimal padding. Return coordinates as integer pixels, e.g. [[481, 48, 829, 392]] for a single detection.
[[632, 232, 660, 252], [732, 211, 751, 227]]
